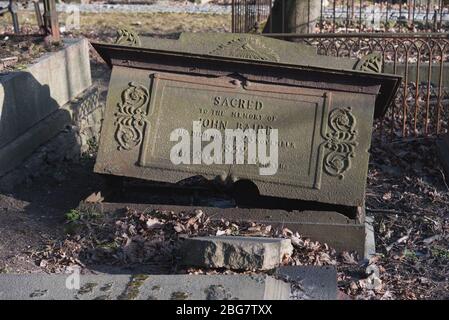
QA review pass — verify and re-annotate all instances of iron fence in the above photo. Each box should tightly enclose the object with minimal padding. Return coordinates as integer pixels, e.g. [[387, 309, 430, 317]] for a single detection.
[[232, 0, 449, 33], [263, 33, 449, 140], [0, 0, 60, 40]]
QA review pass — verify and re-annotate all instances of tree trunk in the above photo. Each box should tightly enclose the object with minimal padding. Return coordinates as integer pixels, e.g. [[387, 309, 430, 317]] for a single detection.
[[263, 0, 321, 34]]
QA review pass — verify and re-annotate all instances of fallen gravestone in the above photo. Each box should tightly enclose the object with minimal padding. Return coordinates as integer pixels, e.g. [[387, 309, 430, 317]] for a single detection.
[[179, 236, 293, 270], [0, 274, 290, 300], [90, 32, 400, 256]]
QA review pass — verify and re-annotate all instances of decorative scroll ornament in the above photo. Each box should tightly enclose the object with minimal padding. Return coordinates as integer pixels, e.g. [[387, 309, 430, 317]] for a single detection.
[[209, 37, 280, 62], [114, 82, 149, 151], [356, 53, 382, 73], [115, 28, 141, 47], [322, 107, 358, 179]]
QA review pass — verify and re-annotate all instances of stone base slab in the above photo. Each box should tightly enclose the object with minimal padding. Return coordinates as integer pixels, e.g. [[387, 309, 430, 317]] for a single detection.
[[0, 86, 102, 192], [0, 274, 290, 300], [0, 38, 91, 150], [78, 202, 370, 257], [0, 38, 92, 177], [437, 134, 449, 179], [364, 216, 376, 260], [0, 108, 72, 177], [276, 266, 337, 300]]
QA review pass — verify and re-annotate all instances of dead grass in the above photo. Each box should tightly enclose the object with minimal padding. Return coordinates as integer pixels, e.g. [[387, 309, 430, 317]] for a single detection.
[[0, 12, 231, 40]]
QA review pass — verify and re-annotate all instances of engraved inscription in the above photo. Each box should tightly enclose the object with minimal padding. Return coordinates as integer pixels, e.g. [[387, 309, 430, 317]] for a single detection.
[[322, 107, 358, 179], [209, 37, 280, 62], [115, 82, 149, 150], [139, 74, 329, 189]]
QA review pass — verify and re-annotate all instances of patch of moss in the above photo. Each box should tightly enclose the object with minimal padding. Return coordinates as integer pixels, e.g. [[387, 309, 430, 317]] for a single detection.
[[29, 289, 48, 298], [0, 266, 9, 274], [65, 208, 102, 223], [170, 291, 190, 300], [404, 249, 418, 262], [431, 246, 449, 260], [65, 209, 81, 222], [78, 282, 98, 295], [117, 274, 149, 300], [100, 283, 113, 292]]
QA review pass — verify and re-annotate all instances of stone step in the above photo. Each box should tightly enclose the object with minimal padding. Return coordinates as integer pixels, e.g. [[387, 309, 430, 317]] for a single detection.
[[179, 236, 293, 271], [0, 264, 339, 300]]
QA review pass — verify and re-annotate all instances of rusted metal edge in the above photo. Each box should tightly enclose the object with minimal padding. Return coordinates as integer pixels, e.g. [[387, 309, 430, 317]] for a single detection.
[[91, 41, 402, 119]]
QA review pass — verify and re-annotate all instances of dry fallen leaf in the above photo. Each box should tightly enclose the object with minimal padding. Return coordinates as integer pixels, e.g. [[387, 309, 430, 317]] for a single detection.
[[39, 259, 48, 268], [341, 251, 358, 265], [216, 229, 226, 236], [382, 192, 392, 200], [84, 192, 104, 203], [282, 228, 293, 237], [146, 218, 163, 230], [174, 224, 184, 233]]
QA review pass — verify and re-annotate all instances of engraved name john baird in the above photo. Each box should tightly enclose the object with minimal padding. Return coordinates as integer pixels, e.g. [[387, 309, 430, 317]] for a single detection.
[[197, 117, 273, 131]]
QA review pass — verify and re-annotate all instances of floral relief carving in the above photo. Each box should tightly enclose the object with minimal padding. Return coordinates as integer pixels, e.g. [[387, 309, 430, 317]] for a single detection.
[[322, 107, 358, 179], [115, 82, 149, 151]]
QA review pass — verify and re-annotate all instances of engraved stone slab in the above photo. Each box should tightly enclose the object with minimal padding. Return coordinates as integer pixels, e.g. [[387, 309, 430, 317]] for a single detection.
[[92, 34, 401, 208], [137, 74, 331, 190]]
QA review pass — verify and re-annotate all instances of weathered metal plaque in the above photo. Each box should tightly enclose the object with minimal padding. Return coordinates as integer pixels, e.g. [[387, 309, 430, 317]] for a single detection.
[[92, 34, 401, 208]]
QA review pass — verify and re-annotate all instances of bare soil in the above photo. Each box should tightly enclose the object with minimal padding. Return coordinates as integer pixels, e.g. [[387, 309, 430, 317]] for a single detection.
[[0, 36, 62, 73]]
